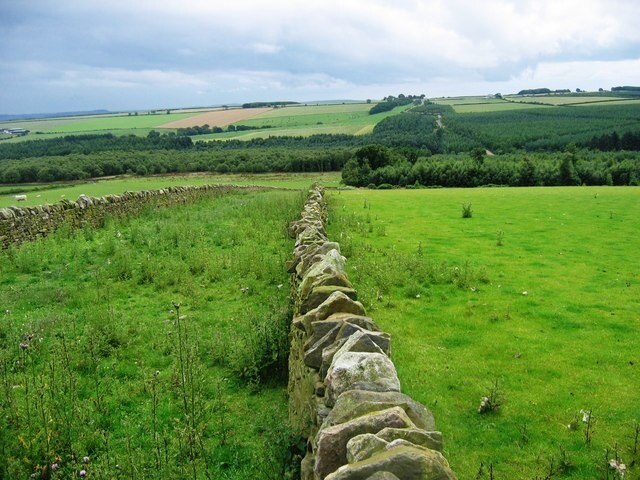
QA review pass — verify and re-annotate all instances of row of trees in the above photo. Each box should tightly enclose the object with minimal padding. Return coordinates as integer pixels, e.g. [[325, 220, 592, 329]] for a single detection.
[[0, 148, 352, 184], [341, 144, 640, 187]]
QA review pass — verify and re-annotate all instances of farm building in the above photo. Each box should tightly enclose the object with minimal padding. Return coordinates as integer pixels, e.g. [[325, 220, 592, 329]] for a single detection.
[[2, 128, 29, 135]]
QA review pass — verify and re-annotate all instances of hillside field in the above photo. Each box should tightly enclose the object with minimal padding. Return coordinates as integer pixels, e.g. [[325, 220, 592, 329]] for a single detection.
[[327, 186, 640, 479]]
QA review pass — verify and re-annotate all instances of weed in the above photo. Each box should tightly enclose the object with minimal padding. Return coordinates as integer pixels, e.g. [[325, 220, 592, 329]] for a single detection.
[[517, 423, 529, 448], [496, 230, 504, 246], [583, 409, 594, 446], [462, 203, 473, 218], [478, 379, 503, 414]]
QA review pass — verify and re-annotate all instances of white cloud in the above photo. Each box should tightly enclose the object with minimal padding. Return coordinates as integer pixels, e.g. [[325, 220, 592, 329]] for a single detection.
[[1, 0, 640, 112]]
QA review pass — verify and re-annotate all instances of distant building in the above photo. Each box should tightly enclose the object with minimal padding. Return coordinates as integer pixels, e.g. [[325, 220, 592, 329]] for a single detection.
[[2, 128, 29, 135]]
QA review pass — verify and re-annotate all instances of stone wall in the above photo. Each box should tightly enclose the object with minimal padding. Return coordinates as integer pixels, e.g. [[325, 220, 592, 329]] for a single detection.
[[287, 185, 457, 480], [0, 185, 261, 249]]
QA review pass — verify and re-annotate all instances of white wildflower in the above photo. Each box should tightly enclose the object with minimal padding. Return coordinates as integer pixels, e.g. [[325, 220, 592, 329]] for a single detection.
[[609, 458, 626, 477], [580, 409, 590, 423]]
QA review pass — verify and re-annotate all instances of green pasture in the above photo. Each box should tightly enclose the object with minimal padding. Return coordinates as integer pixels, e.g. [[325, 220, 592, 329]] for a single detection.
[[509, 96, 633, 106], [431, 97, 507, 105], [42, 113, 194, 133], [453, 102, 552, 113], [0, 172, 341, 208], [0, 189, 304, 479], [576, 98, 640, 107], [250, 103, 373, 118], [327, 186, 640, 479]]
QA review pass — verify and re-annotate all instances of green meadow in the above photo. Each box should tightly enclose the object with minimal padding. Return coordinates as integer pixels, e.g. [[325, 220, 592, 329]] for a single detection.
[[327, 186, 640, 479], [0, 189, 305, 479], [509, 96, 632, 106], [41, 113, 194, 133], [0, 172, 342, 208]]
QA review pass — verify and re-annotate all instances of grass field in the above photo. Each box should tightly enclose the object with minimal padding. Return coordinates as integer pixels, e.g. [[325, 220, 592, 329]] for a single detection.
[[42, 113, 196, 133], [432, 94, 638, 113], [0, 189, 304, 479], [452, 102, 552, 113], [431, 97, 507, 105], [327, 186, 640, 479], [508, 96, 632, 106], [195, 103, 411, 141], [0, 172, 342, 208]]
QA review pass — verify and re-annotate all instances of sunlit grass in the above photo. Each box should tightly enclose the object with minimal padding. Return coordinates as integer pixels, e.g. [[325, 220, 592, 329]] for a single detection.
[[327, 186, 640, 479]]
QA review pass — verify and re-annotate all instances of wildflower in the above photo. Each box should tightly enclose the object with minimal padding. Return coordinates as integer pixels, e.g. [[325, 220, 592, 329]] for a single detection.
[[478, 397, 491, 413], [609, 458, 626, 477], [51, 463, 60, 471], [79, 470, 87, 477], [19, 342, 29, 350], [82, 456, 90, 464], [580, 409, 590, 423]]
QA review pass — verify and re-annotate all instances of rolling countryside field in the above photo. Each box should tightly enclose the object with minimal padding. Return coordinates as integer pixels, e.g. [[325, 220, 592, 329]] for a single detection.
[[326, 186, 640, 479], [0, 102, 404, 143]]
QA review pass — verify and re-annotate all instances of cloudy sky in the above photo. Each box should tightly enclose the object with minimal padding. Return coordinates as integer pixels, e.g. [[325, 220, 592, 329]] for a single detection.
[[1, 0, 639, 114]]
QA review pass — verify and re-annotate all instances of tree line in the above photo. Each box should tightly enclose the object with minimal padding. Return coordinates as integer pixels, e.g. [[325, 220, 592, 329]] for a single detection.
[[341, 144, 640, 188]]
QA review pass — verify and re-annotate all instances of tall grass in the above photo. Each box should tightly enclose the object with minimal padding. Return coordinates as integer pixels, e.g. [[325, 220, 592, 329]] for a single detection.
[[0, 189, 305, 479]]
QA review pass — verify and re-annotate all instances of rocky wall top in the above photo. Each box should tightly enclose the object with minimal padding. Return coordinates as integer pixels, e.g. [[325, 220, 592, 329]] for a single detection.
[[287, 184, 456, 480]]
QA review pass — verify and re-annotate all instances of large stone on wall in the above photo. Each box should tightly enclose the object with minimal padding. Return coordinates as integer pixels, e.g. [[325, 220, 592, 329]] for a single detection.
[[325, 352, 400, 407], [315, 406, 415, 480], [323, 390, 436, 432], [298, 248, 346, 291], [298, 241, 342, 274], [300, 291, 366, 334], [300, 286, 358, 314], [324, 446, 456, 480], [306, 319, 387, 371], [300, 270, 352, 301], [377, 427, 443, 452], [346, 434, 389, 463], [304, 323, 342, 369], [364, 472, 400, 480]]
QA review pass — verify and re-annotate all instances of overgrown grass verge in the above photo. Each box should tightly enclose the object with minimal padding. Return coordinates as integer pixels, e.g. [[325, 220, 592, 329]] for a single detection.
[[0, 189, 305, 479], [327, 187, 639, 479]]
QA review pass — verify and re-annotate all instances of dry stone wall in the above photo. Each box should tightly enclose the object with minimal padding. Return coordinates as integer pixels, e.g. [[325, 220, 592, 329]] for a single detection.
[[0, 185, 261, 249], [287, 185, 457, 480]]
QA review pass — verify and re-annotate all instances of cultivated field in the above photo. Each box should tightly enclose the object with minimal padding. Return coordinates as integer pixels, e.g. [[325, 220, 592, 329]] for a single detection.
[[0, 172, 342, 208], [158, 107, 272, 129], [0, 189, 304, 479], [509, 96, 633, 106], [327, 186, 640, 479], [432, 94, 638, 113], [196, 103, 412, 141]]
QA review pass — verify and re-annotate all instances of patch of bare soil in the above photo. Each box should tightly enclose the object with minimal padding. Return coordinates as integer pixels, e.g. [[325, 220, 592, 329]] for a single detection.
[[158, 107, 272, 128]]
